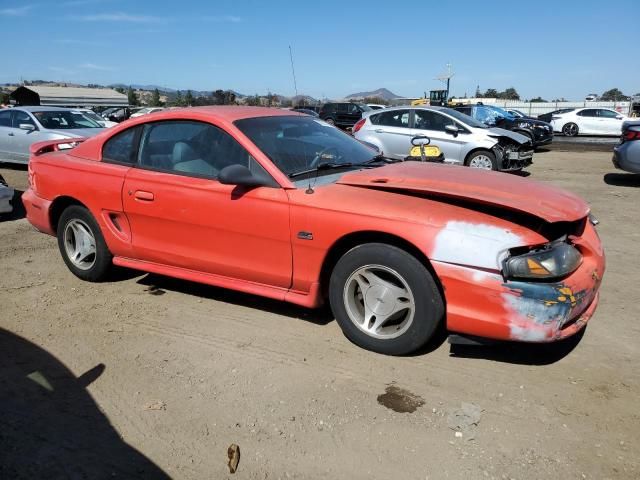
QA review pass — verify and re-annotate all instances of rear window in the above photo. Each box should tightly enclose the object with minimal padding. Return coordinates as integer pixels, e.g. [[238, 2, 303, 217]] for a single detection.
[[370, 110, 410, 127], [102, 127, 140, 164]]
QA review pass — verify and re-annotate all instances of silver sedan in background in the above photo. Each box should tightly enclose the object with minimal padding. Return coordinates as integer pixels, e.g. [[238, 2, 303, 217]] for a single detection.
[[0, 106, 105, 164], [353, 105, 534, 171]]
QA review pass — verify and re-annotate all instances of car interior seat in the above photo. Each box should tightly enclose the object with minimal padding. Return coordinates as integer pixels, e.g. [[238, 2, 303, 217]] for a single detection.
[[172, 141, 217, 176]]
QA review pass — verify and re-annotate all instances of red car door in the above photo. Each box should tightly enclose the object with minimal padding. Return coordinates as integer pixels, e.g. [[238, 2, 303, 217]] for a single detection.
[[121, 120, 292, 288]]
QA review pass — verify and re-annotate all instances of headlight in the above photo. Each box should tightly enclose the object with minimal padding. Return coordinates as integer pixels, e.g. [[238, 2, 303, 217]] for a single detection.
[[503, 243, 582, 280], [518, 122, 532, 128]]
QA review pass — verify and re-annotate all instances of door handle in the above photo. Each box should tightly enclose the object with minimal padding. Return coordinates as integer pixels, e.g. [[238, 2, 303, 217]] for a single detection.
[[133, 190, 154, 201], [374, 129, 385, 133], [8, 133, 14, 136]]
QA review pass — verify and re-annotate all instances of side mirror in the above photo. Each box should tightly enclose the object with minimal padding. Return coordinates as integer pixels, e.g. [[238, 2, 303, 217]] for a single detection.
[[19, 123, 36, 131], [411, 135, 431, 146], [218, 164, 269, 188], [444, 125, 459, 136]]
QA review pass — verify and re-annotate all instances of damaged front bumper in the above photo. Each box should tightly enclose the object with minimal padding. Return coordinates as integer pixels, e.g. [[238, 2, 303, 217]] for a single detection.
[[432, 221, 605, 343], [493, 143, 534, 171]]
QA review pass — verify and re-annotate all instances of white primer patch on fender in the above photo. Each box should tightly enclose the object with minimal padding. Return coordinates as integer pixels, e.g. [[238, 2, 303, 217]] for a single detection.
[[431, 221, 522, 270]]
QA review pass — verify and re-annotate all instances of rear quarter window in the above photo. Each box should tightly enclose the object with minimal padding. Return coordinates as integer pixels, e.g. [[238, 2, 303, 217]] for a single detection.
[[102, 127, 141, 164]]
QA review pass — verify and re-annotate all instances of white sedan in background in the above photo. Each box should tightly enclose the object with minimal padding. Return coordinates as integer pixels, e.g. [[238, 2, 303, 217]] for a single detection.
[[130, 107, 165, 118], [552, 108, 632, 136]]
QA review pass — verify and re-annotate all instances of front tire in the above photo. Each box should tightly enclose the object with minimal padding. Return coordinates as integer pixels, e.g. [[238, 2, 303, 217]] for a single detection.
[[562, 122, 579, 137], [57, 205, 112, 282], [329, 243, 444, 355], [466, 150, 498, 170]]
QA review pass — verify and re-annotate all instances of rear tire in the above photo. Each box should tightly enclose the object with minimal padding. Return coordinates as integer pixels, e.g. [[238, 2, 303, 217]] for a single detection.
[[562, 122, 579, 137], [466, 150, 498, 171], [324, 118, 335, 126], [57, 205, 112, 282], [329, 243, 444, 355]]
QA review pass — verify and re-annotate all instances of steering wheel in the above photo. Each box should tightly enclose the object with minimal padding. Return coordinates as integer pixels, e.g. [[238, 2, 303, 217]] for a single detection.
[[309, 147, 340, 168]]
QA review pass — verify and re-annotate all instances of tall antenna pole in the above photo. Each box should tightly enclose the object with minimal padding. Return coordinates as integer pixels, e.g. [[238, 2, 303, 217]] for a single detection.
[[289, 45, 299, 103], [436, 63, 454, 100]]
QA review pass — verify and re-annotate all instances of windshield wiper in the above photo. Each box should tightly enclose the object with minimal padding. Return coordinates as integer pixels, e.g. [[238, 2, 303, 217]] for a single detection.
[[362, 154, 402, 164], [288, 162, 361, 178]]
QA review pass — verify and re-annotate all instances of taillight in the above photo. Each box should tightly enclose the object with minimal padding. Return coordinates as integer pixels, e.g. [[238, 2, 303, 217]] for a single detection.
[[624, 130, 640, 141], [28, 162, 36, 190], [352, 118, 366, 133]]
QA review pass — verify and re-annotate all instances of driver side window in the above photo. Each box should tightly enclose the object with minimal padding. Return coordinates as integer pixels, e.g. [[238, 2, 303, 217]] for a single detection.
[[137, 120, 267, 180]]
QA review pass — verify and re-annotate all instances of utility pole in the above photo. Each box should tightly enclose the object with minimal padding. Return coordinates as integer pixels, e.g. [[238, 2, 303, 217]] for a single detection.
[[436, 63, 455, 99]]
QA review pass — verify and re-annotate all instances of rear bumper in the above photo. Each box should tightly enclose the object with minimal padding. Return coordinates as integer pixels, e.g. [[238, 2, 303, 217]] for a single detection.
[[22, 188, 55, 235], [432, 222, 605, 343], [612, 144, 640, 173]]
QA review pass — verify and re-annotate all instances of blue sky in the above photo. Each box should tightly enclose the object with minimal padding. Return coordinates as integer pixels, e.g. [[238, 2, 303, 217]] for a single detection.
[[1, 0, 637, 100]]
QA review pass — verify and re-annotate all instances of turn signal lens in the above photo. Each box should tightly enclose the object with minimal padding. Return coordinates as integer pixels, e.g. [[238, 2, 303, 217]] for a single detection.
[[504, 243, 582, 280]]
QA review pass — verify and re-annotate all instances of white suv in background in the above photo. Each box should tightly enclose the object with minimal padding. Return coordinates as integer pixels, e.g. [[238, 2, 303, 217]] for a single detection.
[[353, 106, 533, 171]]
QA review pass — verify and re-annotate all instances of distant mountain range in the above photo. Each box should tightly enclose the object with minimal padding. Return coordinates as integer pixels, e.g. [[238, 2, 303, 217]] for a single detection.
[[345, 88, 402, 101]]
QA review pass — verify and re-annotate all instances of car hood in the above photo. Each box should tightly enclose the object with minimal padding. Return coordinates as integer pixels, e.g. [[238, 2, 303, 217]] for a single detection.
[[46, 128, 105, 138], [486, 127, 530, 144], [336, 162, 589, 223]]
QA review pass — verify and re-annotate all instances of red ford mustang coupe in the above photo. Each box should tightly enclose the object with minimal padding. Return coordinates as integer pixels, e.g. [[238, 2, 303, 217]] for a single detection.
[[23, 107, 605, 355]]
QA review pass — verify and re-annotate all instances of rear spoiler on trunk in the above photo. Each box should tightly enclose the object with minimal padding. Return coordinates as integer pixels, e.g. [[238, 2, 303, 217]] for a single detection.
[[30, 137, 87, 157]]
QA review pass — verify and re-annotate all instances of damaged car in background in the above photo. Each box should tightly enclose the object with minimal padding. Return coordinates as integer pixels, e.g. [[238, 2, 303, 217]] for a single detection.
[[23, 107, 604, 355], [353, 106, 534, 171]]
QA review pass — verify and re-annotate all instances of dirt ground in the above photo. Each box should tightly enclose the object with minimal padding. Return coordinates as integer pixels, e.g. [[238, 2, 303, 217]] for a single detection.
[[1, 149, 639, 479]]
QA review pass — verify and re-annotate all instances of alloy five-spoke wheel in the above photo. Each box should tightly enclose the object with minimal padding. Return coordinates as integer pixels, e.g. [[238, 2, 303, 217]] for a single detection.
[[63, 219, 97, 271], [343, 265, 415, 340], [57, 205, 112, 282], [330, 243, 444, 355]]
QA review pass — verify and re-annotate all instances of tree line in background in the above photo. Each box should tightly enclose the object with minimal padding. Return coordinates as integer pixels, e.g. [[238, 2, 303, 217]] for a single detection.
[[115, 86, 240, 107]]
